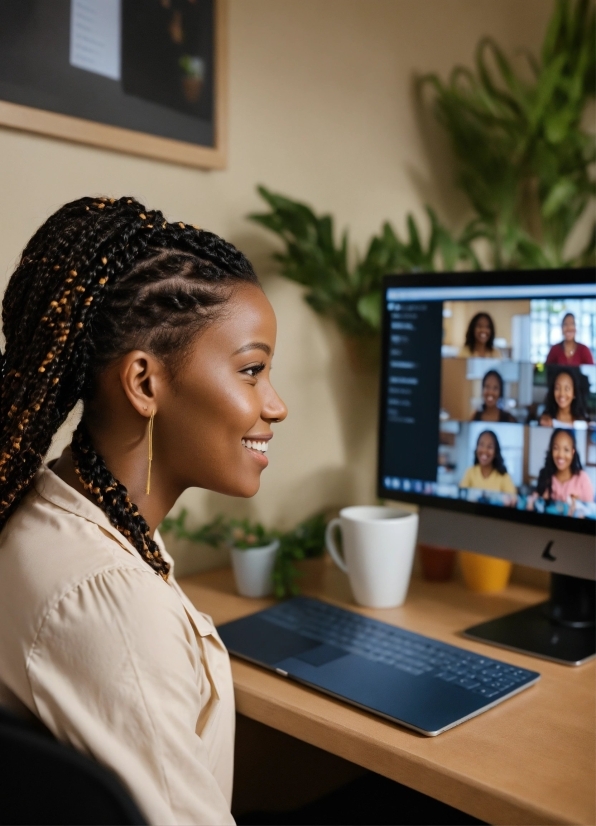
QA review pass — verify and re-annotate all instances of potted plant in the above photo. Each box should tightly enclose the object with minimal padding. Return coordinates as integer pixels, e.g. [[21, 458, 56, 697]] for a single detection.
[[419, 0, 594, 271], [160, 510, 329, 598], [248, 190, 478, 371], [161, 511, 279, 597], [228, 519, 279, 597], [248, 2, 594, 373], [418, 543, 457, 582]]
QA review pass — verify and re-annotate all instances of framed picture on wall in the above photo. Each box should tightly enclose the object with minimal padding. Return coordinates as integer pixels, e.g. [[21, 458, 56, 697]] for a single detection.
[[0, 0, 227, 169]]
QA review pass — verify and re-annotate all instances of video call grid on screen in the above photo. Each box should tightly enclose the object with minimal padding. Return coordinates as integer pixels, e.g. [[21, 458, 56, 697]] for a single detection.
[[377, 271, 596, 533]]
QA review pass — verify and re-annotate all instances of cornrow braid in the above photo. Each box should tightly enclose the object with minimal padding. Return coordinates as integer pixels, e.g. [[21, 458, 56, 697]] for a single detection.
[[0, 196, 258, 577], [71, 421, 169, 579]]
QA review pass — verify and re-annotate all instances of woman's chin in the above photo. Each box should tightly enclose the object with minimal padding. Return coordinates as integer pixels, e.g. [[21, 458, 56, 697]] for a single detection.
[[223, 476, 262, 498]]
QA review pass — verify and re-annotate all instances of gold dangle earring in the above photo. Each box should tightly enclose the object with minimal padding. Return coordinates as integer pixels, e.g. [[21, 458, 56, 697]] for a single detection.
[[145, 410, 155, 495]]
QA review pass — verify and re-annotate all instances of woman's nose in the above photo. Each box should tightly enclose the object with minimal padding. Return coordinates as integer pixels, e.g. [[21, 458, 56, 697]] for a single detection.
[[263, 385, 288, 424]]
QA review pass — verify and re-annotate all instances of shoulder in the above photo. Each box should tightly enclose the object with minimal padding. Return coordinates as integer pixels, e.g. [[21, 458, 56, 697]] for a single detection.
[[576, 470, 593, 489], [0, 484, 145, 586], [500, 472, 516, 492], [577, 343, 594, 363], [24, 565, 204, 735], [32, 564, 193, 663], [545, 342, 562, 363], [0, 485, 151, 661], [499, 410, 516, 422], [460, 466, 476, 484]]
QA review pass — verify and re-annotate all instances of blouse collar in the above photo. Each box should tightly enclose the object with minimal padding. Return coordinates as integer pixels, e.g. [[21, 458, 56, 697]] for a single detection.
[[33, 464, 174, 569]]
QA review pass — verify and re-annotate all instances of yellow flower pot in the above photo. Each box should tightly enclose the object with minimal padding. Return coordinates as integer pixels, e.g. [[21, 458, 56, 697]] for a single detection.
[[459, 551, 512, 593]]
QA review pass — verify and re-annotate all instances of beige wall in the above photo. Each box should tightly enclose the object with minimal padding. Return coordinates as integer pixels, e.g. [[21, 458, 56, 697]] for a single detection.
[[0, 0, 553, 575]]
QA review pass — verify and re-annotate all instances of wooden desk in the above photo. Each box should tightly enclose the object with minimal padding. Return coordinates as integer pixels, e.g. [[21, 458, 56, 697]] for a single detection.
[[180, 559, 595, 826]]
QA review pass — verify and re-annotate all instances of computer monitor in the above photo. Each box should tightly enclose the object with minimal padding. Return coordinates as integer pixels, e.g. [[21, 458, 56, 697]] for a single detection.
[[377, 268, 596, 665]]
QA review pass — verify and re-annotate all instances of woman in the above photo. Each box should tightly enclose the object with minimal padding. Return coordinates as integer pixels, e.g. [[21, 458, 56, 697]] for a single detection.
[[460, 430, 516, 495], [546, 313, 594, 366], [471, 369, 516, 423], [458, 312, 502, 358], [531, 429, 593, 514], [0, 197, 287, 824], [539, 368, 588, 428]]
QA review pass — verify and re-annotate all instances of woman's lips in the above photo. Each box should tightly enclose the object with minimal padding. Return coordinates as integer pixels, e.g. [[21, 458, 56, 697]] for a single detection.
[[241, 435, 271, 468], [243, 445, 268, 467]]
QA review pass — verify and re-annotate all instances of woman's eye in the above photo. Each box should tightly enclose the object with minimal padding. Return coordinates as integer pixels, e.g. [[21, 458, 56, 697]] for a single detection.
[[242, 363, 265, 378]]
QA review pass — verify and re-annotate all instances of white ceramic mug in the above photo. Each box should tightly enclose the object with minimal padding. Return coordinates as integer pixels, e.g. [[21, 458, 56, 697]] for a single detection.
[[325, 506, 419, 608]]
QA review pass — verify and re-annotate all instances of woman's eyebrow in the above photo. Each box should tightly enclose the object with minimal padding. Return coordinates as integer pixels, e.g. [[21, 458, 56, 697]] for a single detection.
[[233, 342, 272, 356]]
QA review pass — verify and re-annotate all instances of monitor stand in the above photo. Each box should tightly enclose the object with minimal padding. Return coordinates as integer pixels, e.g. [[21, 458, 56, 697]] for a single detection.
[[463, 573, 596, 666]]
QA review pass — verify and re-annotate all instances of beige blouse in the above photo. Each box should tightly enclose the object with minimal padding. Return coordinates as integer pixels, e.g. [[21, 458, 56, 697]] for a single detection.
[[0, 465, 235, 825]]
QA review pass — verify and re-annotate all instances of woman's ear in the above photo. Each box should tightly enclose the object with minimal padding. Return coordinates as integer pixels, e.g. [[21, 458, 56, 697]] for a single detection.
[[118, 350, 164, 417]]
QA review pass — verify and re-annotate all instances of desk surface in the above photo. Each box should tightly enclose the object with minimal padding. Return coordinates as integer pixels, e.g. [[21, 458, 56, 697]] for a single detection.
[[180, 559, 595, 826]]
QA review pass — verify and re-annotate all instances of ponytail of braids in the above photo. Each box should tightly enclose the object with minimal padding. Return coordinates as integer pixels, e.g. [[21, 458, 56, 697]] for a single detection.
[[0, 196, 258, 578]]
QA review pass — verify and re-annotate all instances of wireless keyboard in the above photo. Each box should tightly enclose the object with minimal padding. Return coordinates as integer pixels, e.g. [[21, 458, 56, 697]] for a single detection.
[[262, 598, 535, 699], [218, 596, 541, 734]]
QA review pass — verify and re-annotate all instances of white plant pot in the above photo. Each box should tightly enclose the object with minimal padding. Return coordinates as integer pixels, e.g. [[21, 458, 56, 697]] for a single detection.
[[230, 540, 279, 598]]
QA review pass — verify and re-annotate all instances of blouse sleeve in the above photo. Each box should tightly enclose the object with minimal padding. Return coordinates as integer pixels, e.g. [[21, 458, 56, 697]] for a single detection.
[[26, 566, 234, 826]]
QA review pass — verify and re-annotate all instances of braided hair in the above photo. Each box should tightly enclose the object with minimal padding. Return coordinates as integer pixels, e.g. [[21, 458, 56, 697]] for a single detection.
[[0, 196, 259, 578]]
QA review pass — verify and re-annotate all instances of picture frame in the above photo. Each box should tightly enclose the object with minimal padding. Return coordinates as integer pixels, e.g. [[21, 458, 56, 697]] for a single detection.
[[0, 0, 227, 170]]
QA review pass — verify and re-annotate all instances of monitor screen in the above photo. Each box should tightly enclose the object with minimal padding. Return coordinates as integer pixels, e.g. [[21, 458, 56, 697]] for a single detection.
[[378, 269, 596, 536]]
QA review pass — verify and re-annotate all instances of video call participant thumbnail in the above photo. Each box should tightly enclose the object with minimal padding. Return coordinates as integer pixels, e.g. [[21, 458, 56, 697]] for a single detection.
[[538, 368, 589, 428], [472, 370, 516, 424], [460, 430, 516, 496], [458, 312, 502, 359], [546, 313, 594, 366], [529, 429, 594, 516]]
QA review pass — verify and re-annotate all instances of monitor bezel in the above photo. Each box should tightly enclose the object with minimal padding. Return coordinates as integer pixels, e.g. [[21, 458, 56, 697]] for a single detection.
[[377, 267, 596, 537]]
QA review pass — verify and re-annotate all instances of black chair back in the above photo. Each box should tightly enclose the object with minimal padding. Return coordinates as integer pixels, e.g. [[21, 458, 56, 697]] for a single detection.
[[0, 706, 146, 825]]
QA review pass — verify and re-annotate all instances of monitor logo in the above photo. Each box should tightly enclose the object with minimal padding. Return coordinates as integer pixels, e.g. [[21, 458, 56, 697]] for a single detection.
[[541, 541, 556, 562]]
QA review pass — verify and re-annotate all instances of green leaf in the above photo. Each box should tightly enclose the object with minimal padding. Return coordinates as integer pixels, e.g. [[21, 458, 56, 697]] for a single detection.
[[542, 178, 578, 218], [357, 292, 382, 331], [542, 0, 567, 64]]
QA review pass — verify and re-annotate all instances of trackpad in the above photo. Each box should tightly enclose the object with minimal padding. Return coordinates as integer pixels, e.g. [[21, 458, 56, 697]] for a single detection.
[[295, 644, 348, 666]]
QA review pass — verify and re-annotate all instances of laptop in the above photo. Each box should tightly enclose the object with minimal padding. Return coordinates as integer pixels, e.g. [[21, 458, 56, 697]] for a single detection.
[[217, 596, 540, 736]]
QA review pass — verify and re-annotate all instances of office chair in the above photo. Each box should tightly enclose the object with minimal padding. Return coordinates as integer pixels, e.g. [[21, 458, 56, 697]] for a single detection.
[[0, 706, 146, 825]]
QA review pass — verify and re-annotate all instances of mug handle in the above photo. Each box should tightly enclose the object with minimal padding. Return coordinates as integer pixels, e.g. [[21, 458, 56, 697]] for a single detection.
[[325, 518, 348, 573]]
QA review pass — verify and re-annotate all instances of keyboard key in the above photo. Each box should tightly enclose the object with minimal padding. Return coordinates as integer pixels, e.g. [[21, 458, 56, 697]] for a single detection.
[[476, 687, 501, 698], [455, 677, 481, 689], [437, 672, 457, 682]]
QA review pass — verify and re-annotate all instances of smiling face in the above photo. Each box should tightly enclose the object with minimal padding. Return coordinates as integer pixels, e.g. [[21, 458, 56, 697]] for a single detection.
[[476, 432, 496, 468], [155, 283, 287, 497], [554, 372, 574, 415], [562, 315, 576, 342], [474, 315, 492, 347], [482, 374, 501, 409], [552, 431, 575, 474]]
